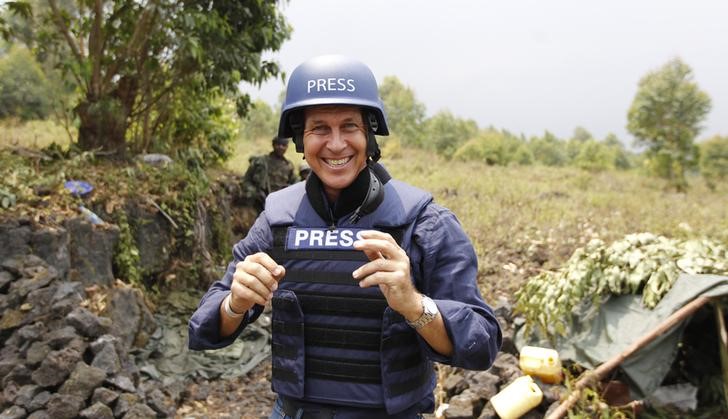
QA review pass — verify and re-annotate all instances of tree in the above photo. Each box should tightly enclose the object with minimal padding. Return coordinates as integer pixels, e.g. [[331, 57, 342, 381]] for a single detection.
[[699, 135, 728, 190], [423, 110, 478, 158], [240, 99, 278, 141], [529, 131, 567, 166], [378, 76, 426, 147], [627, 58, 712, 191], [0, 45, 53, 119], [13, 0, 290, 159]]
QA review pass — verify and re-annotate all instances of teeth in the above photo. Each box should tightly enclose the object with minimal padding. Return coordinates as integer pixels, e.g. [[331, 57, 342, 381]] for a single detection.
[[326, 157, 349, 166]]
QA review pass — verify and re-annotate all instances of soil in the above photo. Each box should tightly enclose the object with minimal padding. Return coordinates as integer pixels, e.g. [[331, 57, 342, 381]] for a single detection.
[[176, 362, 277, 419]]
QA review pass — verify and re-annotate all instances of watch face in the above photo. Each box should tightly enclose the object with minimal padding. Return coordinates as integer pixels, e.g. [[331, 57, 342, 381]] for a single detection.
[[423, 297, 438, 315]]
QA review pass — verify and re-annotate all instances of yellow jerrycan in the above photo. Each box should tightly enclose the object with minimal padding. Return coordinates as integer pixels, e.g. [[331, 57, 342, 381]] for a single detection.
[[490, 375, 543, 419], [518, 345, 563, 384]]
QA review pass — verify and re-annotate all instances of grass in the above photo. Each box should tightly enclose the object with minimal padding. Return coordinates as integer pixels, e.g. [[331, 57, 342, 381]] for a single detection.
[[0, 118, 74, 149]]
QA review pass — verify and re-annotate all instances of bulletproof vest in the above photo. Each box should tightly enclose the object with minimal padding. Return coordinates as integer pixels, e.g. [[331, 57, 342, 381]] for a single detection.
[[264, 178, 436, 414]]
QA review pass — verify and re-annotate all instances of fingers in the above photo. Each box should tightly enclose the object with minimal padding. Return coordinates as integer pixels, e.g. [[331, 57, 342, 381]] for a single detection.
[[230, 252, 285, 308], [353, 231, 406, 261]]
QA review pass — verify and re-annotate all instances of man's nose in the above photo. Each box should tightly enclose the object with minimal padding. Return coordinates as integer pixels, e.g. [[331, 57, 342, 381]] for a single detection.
[[326, 128, 347, 152]]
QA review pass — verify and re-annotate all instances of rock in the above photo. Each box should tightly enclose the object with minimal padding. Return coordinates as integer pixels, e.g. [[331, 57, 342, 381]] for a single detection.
[[30, 227, 70, 279], [122, 403, 158, 419], [58, 362, 107, 400], [104, 287, 157, 349], [113, 393, 140, 418], [443, 389, 480, 419], [0, 222, 31, 262], [66, 218, 119, 287], [0, 356, 20, 380], [8, 265, 57, 299], [12, 321, 46, 346], [105, 375, 136, 393], [0, 406, 26, 419], [27, 391, 51, 412], [488, 352, 523, 384], [66, 307, 111, 338], [477, 402, 498, 419], [46, 326, 79, 349], [127, 201, 173, 277], [91, 387, 119, 406], [45, 393, 84, 419], [146, 387, 173, 417], [466, 370, 500, 400], [26, 410, 50, 419], [2, 364, 32, 387], [79, 402, 114, 419], [443, 372, 468, 397], [31, 347, 82, 388], [0, 309, 25, 331], [91, 343, 121, 376], [12, 384, 40, 409], [0, 271, 12, 293]]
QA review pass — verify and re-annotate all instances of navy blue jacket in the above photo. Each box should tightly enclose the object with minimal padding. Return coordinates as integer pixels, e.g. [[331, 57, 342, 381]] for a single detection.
[[189, 176, 501, 416]]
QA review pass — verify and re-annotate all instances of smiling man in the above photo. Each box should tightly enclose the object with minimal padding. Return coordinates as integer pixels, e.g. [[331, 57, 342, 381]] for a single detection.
[[188, 55, 502, 419]]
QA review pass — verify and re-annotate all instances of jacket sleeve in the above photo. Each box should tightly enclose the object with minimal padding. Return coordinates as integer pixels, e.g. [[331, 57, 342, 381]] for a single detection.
[[411, 203, 502, 369], [188, 213, 273, 350]]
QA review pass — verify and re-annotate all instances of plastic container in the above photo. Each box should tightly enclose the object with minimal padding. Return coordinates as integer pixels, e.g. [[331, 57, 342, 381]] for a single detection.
[[519, 345, 563, 384], [490, 375, 543, 419]]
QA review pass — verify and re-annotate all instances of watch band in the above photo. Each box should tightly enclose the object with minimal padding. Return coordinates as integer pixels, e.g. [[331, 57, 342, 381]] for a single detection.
[[223, 293, 245, 319], [406, 295, 438, 329]]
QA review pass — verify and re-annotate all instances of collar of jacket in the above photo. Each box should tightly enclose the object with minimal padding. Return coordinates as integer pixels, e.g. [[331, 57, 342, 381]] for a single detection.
[[305, 162, 391, 225]]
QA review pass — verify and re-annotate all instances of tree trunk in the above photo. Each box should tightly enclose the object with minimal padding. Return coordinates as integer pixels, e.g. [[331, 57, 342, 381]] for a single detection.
[[76, 96, 128, 158]]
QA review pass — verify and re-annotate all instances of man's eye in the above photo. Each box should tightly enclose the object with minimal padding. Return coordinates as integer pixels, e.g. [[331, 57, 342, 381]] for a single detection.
[[311, 126, 329, 135], [342, 123, 360, 132]]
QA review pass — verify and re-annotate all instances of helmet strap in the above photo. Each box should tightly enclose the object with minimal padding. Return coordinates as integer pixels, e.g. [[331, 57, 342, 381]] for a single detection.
[[364, 111, 381, 163], [289, 111, 305, 153]]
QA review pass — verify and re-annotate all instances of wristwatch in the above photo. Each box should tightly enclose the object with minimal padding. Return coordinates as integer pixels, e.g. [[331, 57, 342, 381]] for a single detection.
[[406, 295, 439, 329]]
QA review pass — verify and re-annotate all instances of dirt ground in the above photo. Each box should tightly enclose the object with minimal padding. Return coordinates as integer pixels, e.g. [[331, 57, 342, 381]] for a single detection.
[[176, 362, 277, 419]]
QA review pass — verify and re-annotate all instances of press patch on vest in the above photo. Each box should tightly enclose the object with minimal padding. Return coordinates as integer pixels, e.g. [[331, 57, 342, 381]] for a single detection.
[[285, 227, 367, 250]]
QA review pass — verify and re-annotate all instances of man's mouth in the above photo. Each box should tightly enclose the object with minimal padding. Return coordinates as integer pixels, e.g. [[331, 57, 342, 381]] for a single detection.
[[324, 157, 352, 167]]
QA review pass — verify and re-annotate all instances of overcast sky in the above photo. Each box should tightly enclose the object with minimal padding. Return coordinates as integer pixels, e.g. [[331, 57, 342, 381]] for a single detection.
[[247, 0, 728, 144]]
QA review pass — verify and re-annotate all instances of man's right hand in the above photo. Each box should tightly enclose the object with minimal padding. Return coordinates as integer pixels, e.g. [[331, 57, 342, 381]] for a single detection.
[[229, 252, 286, 313]]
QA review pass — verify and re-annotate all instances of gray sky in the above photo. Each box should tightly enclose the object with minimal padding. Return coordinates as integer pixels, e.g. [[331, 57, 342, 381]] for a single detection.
[[248, 0, 728, 144]]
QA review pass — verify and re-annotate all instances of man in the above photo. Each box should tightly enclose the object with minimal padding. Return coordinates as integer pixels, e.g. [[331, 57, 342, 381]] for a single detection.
[[189, 55, 501, 418], [242, 136, 298, 212]]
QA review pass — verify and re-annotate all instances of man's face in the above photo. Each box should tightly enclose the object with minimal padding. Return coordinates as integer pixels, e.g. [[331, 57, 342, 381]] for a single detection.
[[302, 105, 368, 201], [273, 141, 288, 158]]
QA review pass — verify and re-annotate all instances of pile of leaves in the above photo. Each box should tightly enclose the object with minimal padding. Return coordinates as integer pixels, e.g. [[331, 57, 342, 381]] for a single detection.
[[515, 232, 728, 340]]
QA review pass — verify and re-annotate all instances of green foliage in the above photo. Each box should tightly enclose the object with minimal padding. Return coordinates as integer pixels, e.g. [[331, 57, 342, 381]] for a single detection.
[[530, 131, 568, 166], [423, 110, 478, 158], [573, 140, 614, 172], [113, 210, 142, 287], [453, 129, 518, 166], [239, 99, 278, 141], [627, 58, 712, 191], [379, 76, 426, 147], [0, 45, 53, 120], [515, 233, 728, 340], [0, 1, 31, 40], [699, 135, 728, 191], [12, 0, 291, 160]]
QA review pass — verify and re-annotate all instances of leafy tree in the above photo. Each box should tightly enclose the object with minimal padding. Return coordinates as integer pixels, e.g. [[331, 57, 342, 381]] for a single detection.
[[240, 99, 278, 141], [574, 139, 612, 172], [13, 0, 290, 160], [423, 110, 477, 158], [379, 76, 426, 147], [453, 130, 507, 165], [627, 58, 712, 191], [0, 1, 31, 40], [529, 131, 567, 166], [699, 135, 728, 190], [571, 126, 593, 142], [0, 45, 53, 119], [603, 133, 632, 170]]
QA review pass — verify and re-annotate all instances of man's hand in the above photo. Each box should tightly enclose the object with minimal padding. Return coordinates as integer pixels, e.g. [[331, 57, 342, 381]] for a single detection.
[[230, 252, 286, 313], [352, 230, 422, 320]]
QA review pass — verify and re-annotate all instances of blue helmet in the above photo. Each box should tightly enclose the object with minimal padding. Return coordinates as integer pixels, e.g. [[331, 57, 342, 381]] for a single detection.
[[278, 55, 389, 159]]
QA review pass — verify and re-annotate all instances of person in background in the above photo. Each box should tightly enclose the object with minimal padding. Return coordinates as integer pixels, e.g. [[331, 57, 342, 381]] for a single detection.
[[242, 136, 298, 212], [298, 161, 312, 181], [189, 55, 502, 418]]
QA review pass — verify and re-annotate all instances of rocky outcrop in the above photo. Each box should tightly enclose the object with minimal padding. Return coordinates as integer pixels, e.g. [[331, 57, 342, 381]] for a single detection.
[[0, 253, 176, 418]]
